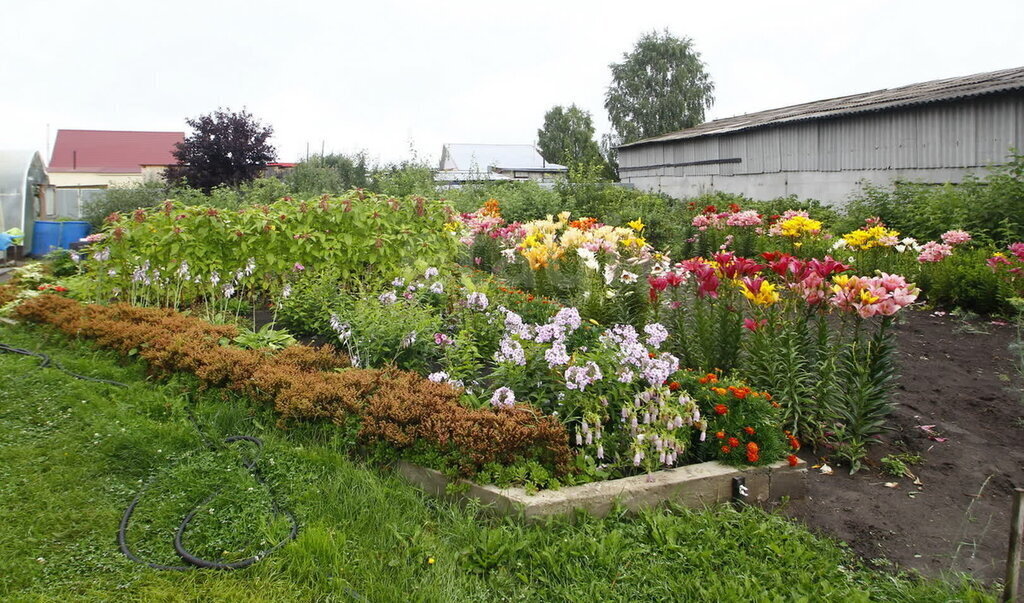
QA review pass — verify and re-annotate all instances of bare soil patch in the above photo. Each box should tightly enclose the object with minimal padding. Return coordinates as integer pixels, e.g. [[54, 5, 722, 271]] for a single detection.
[[784, 309, 1024, 583]]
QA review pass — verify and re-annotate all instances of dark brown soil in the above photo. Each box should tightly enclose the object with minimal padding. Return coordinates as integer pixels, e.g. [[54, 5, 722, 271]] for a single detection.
[[783, 309, 1024, 584]]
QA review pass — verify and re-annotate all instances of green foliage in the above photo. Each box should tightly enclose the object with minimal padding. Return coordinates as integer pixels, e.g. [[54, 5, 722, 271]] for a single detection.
[[81, 180, 168, 228], [286, 153, 370, 195], [537, 104, 605, 168], [232, 323, 297, 350], [84, 192, 460, 305], [825, 318, 898, 473], [840, 151, 1024, 246], [43, 248, 79, 278], [916, 247, 1011, 314], [276, 267, 351, 336], [443, 181, 562, 222], [605, 29, 715, 144], [880, 453, 923, 478], [371, 161, 437, 197], [345, 295, 441, 372], [0, 325, 994, 601]]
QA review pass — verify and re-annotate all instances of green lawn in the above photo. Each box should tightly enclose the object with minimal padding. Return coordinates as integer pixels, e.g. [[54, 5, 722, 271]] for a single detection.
[[0, 324, 991, 602]]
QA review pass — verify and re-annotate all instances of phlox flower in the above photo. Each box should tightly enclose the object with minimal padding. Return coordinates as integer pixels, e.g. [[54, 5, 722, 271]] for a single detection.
[[553, 307, 582, 331], [494, 336, 526, 366], [490, 387, 516, 409], [545, 341, 570, 368], [643, 323, 669, 349], [565, 361, 603, 391], [466, 291, 489, 310]]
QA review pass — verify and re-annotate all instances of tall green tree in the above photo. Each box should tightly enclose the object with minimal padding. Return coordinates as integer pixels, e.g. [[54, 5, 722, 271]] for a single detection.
[[604, 30, 715, 144], [537, 105, 604, 167], [165, 108, 276, 192]]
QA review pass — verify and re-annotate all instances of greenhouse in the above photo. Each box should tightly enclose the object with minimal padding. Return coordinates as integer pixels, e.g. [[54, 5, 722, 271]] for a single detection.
[[0, 150, 47, 256]]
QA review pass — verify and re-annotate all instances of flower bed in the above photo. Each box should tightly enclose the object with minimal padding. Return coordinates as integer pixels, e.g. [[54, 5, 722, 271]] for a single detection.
[[13, 295, 574, 480], [34, 193, 1005, 486]]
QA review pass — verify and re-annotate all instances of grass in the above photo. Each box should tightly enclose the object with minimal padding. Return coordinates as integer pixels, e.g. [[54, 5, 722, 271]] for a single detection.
[[0, 323, 993, 602]]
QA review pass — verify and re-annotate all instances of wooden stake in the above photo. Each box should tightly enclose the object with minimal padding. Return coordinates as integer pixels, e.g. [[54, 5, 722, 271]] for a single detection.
[[1005, 488, 1024, 603]]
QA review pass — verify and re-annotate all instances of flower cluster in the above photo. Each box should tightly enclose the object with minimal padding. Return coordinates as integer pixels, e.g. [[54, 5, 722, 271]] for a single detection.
[[770, 211, 822, 238], [917, 241, 953, 263], [987, 242, 1024, 296], [763, 252, 851, 305], [514, 212, 648, 271], [830, 273, 919, 318], [940, 229, 972, 246], [840, 221, 901, 250], [917, 229, 971, 263], [619, 386, 702, 468], [690, 205, 763, 231]]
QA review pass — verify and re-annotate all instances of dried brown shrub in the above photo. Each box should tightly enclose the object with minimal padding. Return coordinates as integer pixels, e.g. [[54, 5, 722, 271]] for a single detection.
[[0, 284, 18, 306], [360, 372, 573, 476], [14, 296, 574, 478]]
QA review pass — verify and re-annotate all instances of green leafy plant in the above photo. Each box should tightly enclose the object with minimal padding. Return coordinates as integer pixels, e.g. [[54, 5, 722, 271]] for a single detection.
[[880, 453, 923, 478], [232, 323, 297, 350]]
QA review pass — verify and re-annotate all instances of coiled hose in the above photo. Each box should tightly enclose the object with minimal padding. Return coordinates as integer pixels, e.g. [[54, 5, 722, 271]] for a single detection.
[[0, 342, 299, 571]]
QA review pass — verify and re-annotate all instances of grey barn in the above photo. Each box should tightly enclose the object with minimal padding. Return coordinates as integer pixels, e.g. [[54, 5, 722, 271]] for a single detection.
[[617, 66, 1024, 204]]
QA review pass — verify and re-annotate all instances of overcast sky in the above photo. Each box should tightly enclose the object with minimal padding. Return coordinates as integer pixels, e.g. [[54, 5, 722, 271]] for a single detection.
[[2, 0, 1022, 166]]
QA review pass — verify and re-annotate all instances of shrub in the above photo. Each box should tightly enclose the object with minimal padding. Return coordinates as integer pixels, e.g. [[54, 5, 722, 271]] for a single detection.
[[13, 295, 573, 483], [82, 192, 461, 306], [81, 181, 168, 228], [443, 181, 563, 223], [916, 246, 1011, 314]]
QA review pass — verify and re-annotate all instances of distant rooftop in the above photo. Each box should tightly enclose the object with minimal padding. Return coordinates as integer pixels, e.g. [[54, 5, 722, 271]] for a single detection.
[[439, 143, 567, 172], [49, 129, 184, 173], [621, 65, 1024, 148]]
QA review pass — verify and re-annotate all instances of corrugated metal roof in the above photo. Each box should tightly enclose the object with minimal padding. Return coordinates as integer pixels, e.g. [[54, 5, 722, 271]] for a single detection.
[[49, 129, 184, 173], [439, 143, 567, 172], [620, 65, 1024, 148]]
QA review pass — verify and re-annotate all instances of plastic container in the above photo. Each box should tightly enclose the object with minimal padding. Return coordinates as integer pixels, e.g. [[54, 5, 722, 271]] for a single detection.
[[30, 221, 92, 256], [31, 221, 61, 256], [58, 221, 91, 249]]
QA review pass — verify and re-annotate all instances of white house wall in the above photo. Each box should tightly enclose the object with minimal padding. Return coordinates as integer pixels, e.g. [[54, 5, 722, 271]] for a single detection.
[[619, 93, 1024, 204]]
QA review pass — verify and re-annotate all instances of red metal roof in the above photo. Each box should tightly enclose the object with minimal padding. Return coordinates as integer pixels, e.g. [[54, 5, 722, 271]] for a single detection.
[[48, 129, 184, 173]]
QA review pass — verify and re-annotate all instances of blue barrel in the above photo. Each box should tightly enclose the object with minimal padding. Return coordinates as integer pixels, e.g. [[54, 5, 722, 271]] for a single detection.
[[31, 221, 62, 256], [58, 221, 91, 248]]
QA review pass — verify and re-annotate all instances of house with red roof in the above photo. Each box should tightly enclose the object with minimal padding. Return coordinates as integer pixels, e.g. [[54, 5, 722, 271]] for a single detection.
[[48, 129, 184, 189]]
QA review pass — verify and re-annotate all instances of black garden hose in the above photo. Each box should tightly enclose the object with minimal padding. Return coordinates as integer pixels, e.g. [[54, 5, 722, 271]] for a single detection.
[[0, 341, 299, 571]]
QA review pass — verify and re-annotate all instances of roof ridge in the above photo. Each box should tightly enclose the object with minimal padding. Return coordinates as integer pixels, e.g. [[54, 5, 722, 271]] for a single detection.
[[622, 65, 1024, 148]]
